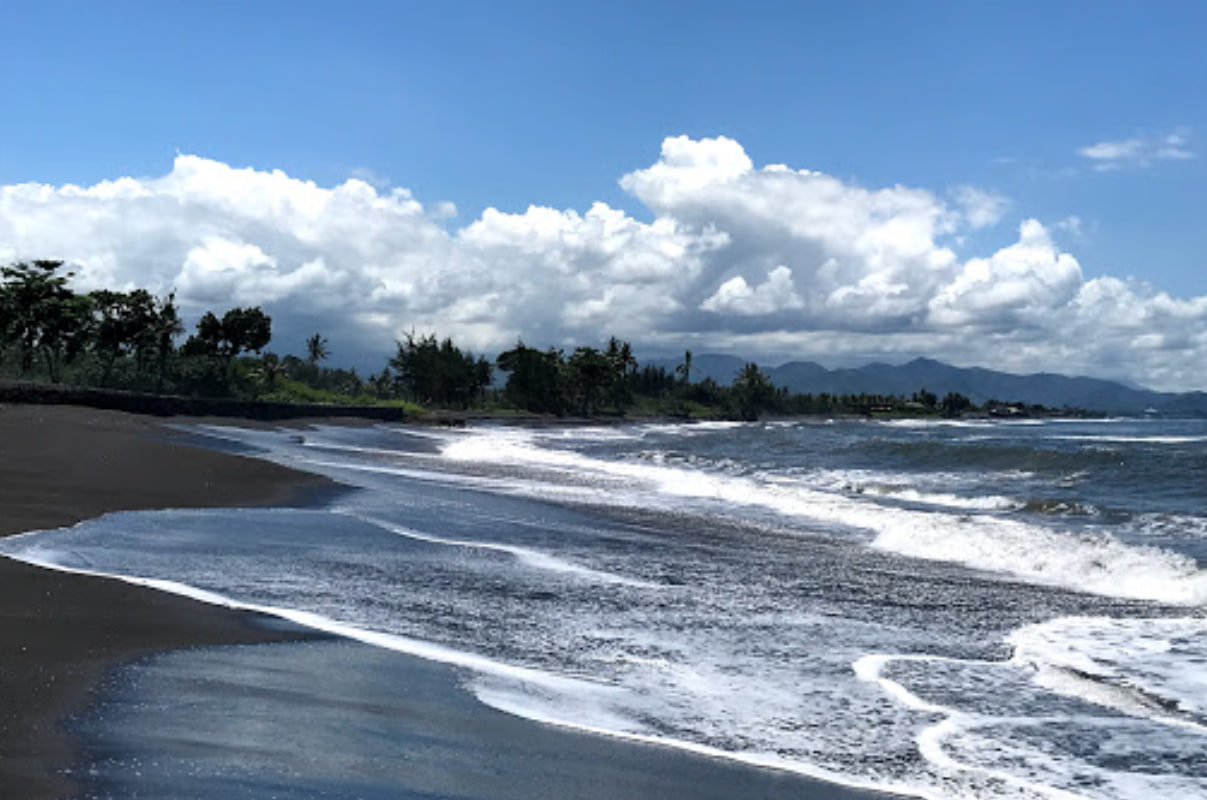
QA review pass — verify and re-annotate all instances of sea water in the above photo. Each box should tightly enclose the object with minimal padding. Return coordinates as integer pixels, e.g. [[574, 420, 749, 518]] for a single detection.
[[3, 417, 1206, 800]]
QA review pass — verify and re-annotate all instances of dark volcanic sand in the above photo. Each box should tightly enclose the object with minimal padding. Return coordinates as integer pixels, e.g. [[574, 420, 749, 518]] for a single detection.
[[0, 404, 332, 798]]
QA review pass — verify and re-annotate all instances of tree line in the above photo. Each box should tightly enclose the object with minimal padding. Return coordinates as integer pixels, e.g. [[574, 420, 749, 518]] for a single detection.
[[3, 260, 995, 420], [0, 260, 281, 398]]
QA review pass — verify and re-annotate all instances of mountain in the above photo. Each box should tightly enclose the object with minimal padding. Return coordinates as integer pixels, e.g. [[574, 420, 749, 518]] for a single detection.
[[645, 354, 1205, 415], [766, 358, 1161, 412], [642, 353, 749, 385]]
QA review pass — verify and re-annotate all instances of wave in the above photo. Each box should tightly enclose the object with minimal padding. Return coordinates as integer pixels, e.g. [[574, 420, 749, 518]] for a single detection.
[[0, 542, 629, 703], [868, 514, 1207, 606], [876, 419, 1040, 429], [808, 468, 1021, 511], [0, 524, 937, 800], [1051, 435, 1207, 445], [467, 675, 917, 800], [1007, 616, 1207, 729], [337, 510, 659, 588], [856, 645, 1207, 800], [1017, 498, 1103, 517], [436, 428, 1207, 605], [875, 487, 1017, 511], [857, 612, 1207, 800], [1133, 513, 1207, 540]]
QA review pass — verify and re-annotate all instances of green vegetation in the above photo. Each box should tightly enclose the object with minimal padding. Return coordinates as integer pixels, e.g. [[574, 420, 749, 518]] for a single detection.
[[1, 260, 1055, 421], [0, 260, 401, 407], [390, 332, 492, 408]]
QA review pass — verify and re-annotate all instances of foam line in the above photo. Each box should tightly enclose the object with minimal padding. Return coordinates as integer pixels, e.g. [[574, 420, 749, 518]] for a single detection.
[[1051, 435, 1207, 444], [0, 549, 945, 800], [339, 511, 661, 589], [1007, 615, 1207, 733], [438, 428, 1207, 605], [0, 549, 614, 694], [854, 652, 1114, 800]]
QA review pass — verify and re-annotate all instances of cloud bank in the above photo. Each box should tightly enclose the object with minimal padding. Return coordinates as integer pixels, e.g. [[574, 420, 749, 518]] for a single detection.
[[2, 136, 1205, 391]]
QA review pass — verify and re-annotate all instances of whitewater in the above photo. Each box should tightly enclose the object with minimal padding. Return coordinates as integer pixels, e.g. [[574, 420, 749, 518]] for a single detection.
[[3, 417, 1205, 800]]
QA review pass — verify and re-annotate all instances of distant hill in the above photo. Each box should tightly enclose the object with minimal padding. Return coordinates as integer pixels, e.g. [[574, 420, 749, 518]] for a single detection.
[[642, 354, 748, 386], [643, 354, 1206, 415]]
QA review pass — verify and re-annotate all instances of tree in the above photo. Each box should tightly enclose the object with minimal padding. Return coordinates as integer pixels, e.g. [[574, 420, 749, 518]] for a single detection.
[[389, 331, 491, 408], [180, 306, 271, 396], [368, 368, 394, 399], [0, 260, 92, 382], [89, 289, 160, 385], [150, 293, 183, 392], [183, 307, 272, 360], [732, 362, 775, 421], [940, 391, 972, 417], [182, 311, 221, 358], [496, 341, 563, 414], [604, 337, 638, 413], [252, 351, 283, 394], [220, 307, 272, 356], [306, 332, 329, 364], [912, 388, 938, 410], [675, 350, 694, 385], [563, 346, 615, 416]]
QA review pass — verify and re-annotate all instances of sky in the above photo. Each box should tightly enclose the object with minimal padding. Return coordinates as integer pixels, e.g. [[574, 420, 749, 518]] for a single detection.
[[1, 0, 1206, 391]]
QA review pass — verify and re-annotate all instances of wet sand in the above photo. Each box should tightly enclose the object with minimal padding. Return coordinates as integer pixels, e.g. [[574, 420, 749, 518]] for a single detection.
[[0, 404, 331, 798], [76, 638, 892, 800]]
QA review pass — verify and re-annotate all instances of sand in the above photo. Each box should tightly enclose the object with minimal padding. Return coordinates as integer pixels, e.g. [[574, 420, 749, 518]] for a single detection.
[[0, 404, 332, 798]]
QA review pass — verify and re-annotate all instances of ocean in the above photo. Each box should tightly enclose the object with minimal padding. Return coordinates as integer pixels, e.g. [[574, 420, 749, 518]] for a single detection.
[[4, 417, 1206, 799]]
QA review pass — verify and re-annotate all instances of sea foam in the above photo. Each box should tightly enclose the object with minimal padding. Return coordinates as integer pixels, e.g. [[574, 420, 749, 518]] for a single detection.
[[438, 427, 1207, 605]]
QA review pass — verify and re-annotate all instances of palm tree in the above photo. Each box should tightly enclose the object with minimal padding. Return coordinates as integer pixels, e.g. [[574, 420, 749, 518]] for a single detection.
[[306, 332, 329, 364], [152, 292, 183, 392], [732, 362, 774, 421], [675, 350, 694, 385], [252, 352, 283, 394]]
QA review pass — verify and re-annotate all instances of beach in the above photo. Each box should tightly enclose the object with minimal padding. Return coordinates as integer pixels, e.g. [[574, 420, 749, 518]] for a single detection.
[[0, 404, 333, 798], [0, 404, 897, 800]]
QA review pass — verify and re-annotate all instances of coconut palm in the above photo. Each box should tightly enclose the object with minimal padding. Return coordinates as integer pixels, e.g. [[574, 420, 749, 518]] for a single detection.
[[675, 350, 694, 385], [306, 333, 330, 364]]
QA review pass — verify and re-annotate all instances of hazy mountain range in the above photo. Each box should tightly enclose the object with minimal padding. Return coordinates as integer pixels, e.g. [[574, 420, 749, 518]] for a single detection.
[[646, 355, 1207, 416]]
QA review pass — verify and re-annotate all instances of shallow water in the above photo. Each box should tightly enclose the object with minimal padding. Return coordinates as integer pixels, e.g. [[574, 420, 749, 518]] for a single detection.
[[5, 418, 1206, 800]]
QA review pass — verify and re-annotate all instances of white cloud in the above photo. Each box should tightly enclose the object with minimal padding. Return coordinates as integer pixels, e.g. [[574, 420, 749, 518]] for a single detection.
[[1052, 216, 1083, 239], [951, 186, 1009, 230], [1078, 128, 1195, 170], [701, 266, 804, 316], [928, 220, 1083, 328], [2, 138, 1207, 391], [620, 134, 961, 329]]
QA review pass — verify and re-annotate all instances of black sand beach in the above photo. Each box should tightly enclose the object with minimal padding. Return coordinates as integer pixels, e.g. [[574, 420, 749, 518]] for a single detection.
[[1, 403, 898, 799], [0, 404, 332, 798]]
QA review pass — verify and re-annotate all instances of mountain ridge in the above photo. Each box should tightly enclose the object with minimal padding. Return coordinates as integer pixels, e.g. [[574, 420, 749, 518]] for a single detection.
[[643, 354, 1206, 415]]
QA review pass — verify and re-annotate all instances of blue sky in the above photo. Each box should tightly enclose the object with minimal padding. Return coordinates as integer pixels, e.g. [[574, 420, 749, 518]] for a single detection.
[[2, 1, 1206, 389]]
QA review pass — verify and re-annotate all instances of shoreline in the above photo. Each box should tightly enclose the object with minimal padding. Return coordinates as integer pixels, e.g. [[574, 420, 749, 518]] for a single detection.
[[0, 403, 336, 798], [1, 403, 900, 800]]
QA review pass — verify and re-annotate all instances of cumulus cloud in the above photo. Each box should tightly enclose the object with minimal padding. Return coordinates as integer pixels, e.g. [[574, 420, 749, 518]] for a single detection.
[[1078, 128, 1195, 171], [701, 266, 804, 316], [928, 220, 1083, 328], [620, 135, 961, 330], [2, 137, 1206, 391]]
